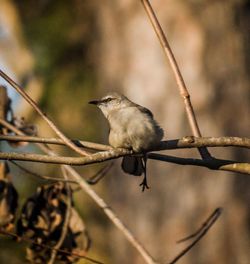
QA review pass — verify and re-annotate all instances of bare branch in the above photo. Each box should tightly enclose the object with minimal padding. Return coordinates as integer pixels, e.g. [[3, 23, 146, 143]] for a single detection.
[[0, 149, 131, 165], [0, 86, 9, 121], [0, 229, 102, 264], [63, 165, 159, 264], [157, 136, 250, 150], [149, 153, 250, 175], [1, 134, 250, 150], [169, 208, 222, 264], [0, 70, 90, 156], [48, 168, 72, 264], [0, 133, 112, 151], [87, 162, 114, 185], [10, 161, 79, 184], [140, 0, 210, 159], [0, 148, 249, 175], [2, 120, 158, 264], [1, 119, 249, 175]]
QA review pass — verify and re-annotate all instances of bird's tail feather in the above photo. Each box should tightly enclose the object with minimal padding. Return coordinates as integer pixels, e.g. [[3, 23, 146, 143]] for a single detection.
[[121, 156, 144, 176]]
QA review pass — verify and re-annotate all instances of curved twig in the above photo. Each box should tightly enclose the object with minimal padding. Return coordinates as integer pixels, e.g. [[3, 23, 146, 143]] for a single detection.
[[149, 153, 250, 175], [1, 134, 250, 150], [10, 161, 78, 184], [140, 0, 211, 159], [169, 208, 222, 264], [2, 120, 158, 264], [48, 168, 72, 264], [0, 229, 102, 264], [0, 69, 90, 157], [0, 149, 249, 175]]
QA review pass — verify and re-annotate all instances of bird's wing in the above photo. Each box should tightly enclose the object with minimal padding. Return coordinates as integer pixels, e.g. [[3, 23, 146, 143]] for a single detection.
[[134, 104, 154, 118]]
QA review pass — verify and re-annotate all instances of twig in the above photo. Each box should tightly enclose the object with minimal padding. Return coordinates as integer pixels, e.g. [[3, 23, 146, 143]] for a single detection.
[[0, 229, 102, 264], [0, 148, 249, 175], [0, 118, 55, 154], [149, 153, 250, 175], [1, 134, 250, 150], [0, 134, 112, 151], [168, 208, 222, 264], [10, 161, 79, 184], [177, 208, 223, 243], [87, 162, 114, 185], [48, 168, 72, 264], [140, 0, 211, 159], [2, 121, 158, 264], [1, 122, 250, 177], [63, 165, 159, 264], [0, 69, 90, 157]]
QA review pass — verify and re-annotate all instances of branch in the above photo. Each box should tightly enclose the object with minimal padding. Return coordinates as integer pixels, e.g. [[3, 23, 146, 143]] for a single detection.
[[0, 133, 112, 151], [0, 149, 131, 165], [169, 208, 222, 264], [0, 229, 102, 264], [48, 168, 72, 264], [2, 121, 158, 264], [140, 0, 211, 159], [149, 153, 250, 174], [1, 134, 250, 150], [0, 148, 249, 175], [1, 118, 249, 175], [10, 161, 79, 184], [157, 136, 250, 150], [0, 69, 90, 156]]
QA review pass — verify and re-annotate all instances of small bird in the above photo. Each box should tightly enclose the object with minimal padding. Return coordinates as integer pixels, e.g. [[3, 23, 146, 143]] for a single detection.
[[89, 92, 164, 191]]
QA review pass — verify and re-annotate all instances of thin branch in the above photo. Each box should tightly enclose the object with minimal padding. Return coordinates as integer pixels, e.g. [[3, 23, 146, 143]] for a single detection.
[[168, 208, 222, 264], [2, 121, 158, 264], [140, 0, 211, 159], [87, 162, 114, 185], [0, 229, 102, 264], [63, 165, 159, 264], [10, 161, 79, 184], [0, 133, 112, 151], [149, 153, 250, 175], [1, 119, 250, 175], [0, 118, 55, 154], [1, 134, 250, 150], [0, 148, 249, 175], [48, 168, 72, 264], [157, 136, 250, 150], [0, 69, 90, 157], [177, 208, 223, 243], [0, 149, 131, 165]]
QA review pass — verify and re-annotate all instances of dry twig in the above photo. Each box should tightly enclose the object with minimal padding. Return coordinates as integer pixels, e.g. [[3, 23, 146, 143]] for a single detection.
[[0, 144, 249, 175], [1, 120, 158, 264], [0, 70, 90, 157], [1, 134, 250, 150], [140, 0, 211, 159], [169, 208, 222, 264], [0, 229, 102, 264], [47, 168, 72, 264], [10, 161, 78, 184]]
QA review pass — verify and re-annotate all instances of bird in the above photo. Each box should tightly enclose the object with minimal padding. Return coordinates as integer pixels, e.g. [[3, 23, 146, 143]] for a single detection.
[[89, 92, 164, 191]]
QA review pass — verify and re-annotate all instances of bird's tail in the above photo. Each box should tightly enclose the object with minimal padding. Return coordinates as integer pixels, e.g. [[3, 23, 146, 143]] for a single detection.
[[121, 156, 144, 176]]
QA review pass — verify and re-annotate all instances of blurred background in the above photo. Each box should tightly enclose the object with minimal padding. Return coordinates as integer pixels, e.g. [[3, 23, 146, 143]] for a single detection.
[[0, 0, 249, 263]]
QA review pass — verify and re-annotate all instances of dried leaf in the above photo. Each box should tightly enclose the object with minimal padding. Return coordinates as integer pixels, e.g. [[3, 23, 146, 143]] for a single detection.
[[0, 163, 18, 231], [8, 117, 37, 147], [17, 182, 90, 263]]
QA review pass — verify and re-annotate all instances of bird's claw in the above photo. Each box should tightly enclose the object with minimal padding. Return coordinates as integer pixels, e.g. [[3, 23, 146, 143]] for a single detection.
[[139, 176, 149, 192]]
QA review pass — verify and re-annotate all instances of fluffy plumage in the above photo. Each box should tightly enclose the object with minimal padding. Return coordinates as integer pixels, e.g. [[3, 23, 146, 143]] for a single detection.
[[89, 92, 164, 181]]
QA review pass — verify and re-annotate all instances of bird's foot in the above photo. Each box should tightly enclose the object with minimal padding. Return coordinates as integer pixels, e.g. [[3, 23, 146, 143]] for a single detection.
[[139, 175, 149, 192]]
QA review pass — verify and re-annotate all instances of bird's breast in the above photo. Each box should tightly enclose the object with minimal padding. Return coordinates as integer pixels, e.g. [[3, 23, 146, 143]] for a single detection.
[[107, 107, 163, 151]]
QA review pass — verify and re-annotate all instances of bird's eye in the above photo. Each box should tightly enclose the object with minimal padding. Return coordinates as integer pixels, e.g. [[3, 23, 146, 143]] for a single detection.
[[104, 97, 113, 103]]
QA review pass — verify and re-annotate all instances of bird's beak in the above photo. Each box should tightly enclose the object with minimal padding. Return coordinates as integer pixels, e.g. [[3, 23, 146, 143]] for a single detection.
[[88, 100, 100, 105]]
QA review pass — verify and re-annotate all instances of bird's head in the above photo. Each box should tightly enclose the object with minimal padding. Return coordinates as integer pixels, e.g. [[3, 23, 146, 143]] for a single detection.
[[89, 92, 130, 118]]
